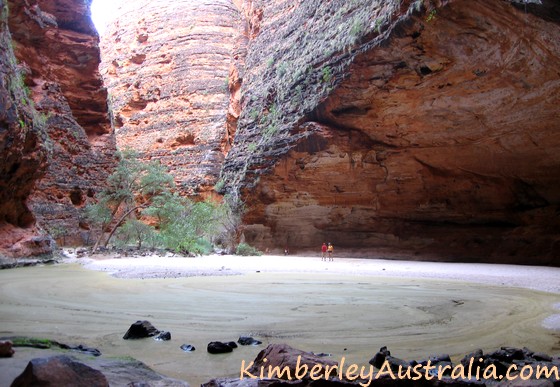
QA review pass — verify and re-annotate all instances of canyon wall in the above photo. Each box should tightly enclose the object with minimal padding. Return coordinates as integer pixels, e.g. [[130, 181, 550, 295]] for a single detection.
[[100, 0, 239, 197], [223, 0, 560, 264], [2, 0, 557, 263], [99, 0, 560, 263], [0, 0, 114, 257]]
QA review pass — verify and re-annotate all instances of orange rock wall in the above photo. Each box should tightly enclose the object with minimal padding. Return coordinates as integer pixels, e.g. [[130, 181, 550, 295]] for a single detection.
[[236, 0, 560, 263], [0, 0, 115, 256], [100, 0, 239, 196], [99, 0, 560, 263]]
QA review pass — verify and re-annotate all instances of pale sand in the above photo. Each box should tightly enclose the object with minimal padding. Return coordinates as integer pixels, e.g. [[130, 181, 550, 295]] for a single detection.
[[1, 253, 559, 386], [78, 252, 560, 294]]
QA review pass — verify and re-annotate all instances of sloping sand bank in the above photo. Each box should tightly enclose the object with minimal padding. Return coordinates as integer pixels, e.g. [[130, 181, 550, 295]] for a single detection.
[[0, 254, 559, 386]]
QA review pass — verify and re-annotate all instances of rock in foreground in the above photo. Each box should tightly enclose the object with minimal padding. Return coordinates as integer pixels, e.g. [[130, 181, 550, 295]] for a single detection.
[[11, 355, 109, 387], [6, 351, 190, 387], [205, 344, 560, 386], [0, 340, 14, 358]]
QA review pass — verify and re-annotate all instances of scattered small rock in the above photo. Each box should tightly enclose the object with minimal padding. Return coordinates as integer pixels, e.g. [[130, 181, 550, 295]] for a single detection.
[[180, 344, 196, 352], [237, 336, 262, 346], [154, 331, 171, 341], [369, 346, 411, 372], [59, 343, 102, 357], [371, 346, 560, 385]]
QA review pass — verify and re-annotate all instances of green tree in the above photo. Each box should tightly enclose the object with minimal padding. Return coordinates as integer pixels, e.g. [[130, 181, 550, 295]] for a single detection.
[[86, 150, 247, 254], [150, 197, 223, 255], [86, 149, 174, 251], [114, 219, 157, 249]]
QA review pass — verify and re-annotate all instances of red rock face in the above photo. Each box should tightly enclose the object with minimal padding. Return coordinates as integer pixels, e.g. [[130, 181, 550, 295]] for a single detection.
[[237, 0, 560, 263], [100, 0, 239, 196], [0, 0, 115, 256], [98, 0, 560, 264]]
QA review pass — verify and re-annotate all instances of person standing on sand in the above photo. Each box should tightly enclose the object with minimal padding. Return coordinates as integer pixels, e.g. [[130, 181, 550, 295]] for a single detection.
[[321, 243, 327, 260], [327, 243, 334, 261]]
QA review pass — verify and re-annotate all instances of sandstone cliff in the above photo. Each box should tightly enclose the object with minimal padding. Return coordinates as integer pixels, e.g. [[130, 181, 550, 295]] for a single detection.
[[100, 0, 560, 264], [0, 0, 114, 257], [0, 0, 49, 257], [223, 0, 560, 264], [100, 0, 239, 197]]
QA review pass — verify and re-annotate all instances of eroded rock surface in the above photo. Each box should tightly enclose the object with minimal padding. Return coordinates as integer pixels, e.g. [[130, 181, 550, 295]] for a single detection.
[[232, 0, 560, 263], [6, 0, 553, 264], [0, 0, 49, 258], [1, 0, 115, 256], [100, 0, 239, 196]]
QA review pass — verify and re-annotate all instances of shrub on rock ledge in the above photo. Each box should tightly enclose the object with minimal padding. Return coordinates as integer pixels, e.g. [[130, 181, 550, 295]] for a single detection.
[[235, 243, 262, 256]]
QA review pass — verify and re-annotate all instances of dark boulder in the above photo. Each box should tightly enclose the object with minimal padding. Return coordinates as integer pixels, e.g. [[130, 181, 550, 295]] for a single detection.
[[460, 349, 484, 368], [237, 336, 262, 346], [207, 341, 234, 354], [369, 346, 410, 372], [123, 320, 160, 340], [428, 353, 452, 364], [10, 355, 109, 387], [532, 352, 553, 362], [489, 346, 525, 362], [0, 340, 14, 357], [227, 341, 238, 349], [369, 346, 390, 369]]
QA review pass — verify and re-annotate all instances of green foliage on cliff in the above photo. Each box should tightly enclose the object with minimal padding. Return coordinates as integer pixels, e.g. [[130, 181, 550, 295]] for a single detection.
[[86, 150, 242, 254], [220, 0, 428, 197], [1, 3, 51, 158]]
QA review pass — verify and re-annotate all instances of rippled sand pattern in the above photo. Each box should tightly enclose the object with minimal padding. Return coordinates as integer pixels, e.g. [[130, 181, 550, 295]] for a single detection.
[[1, 260, 559, 385]]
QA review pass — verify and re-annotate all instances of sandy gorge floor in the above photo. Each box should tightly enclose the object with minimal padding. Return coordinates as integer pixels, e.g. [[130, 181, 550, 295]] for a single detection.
[[1, 254, 560, 386]]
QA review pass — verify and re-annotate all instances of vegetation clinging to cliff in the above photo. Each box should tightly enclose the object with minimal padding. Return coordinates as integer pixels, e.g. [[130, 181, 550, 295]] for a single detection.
[[220, 0, 428, 197], [1, 1, 50, 155], [0, 0, 50, 230]]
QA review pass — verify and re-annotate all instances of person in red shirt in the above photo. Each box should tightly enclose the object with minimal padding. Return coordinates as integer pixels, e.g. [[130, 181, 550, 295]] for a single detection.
[[321, 243, 327, 261]]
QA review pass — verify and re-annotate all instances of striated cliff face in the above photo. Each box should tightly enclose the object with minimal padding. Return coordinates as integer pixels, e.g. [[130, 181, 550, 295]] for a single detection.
[[79, 0, 560, 264], [0, 0, 49, 257], [0, 0, 115, 257], [100, 0, 239, 196], [2, 0, 557, 264], [223, 0, 560, 263]]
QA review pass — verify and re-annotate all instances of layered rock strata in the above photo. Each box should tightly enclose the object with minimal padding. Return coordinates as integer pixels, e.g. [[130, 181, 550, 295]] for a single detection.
[[100, 0, 239, 196], [99, 0, 560, 263], [1, 0, 115, 256], [1, 0, 49, 257], [227, 0, 560, 263]]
